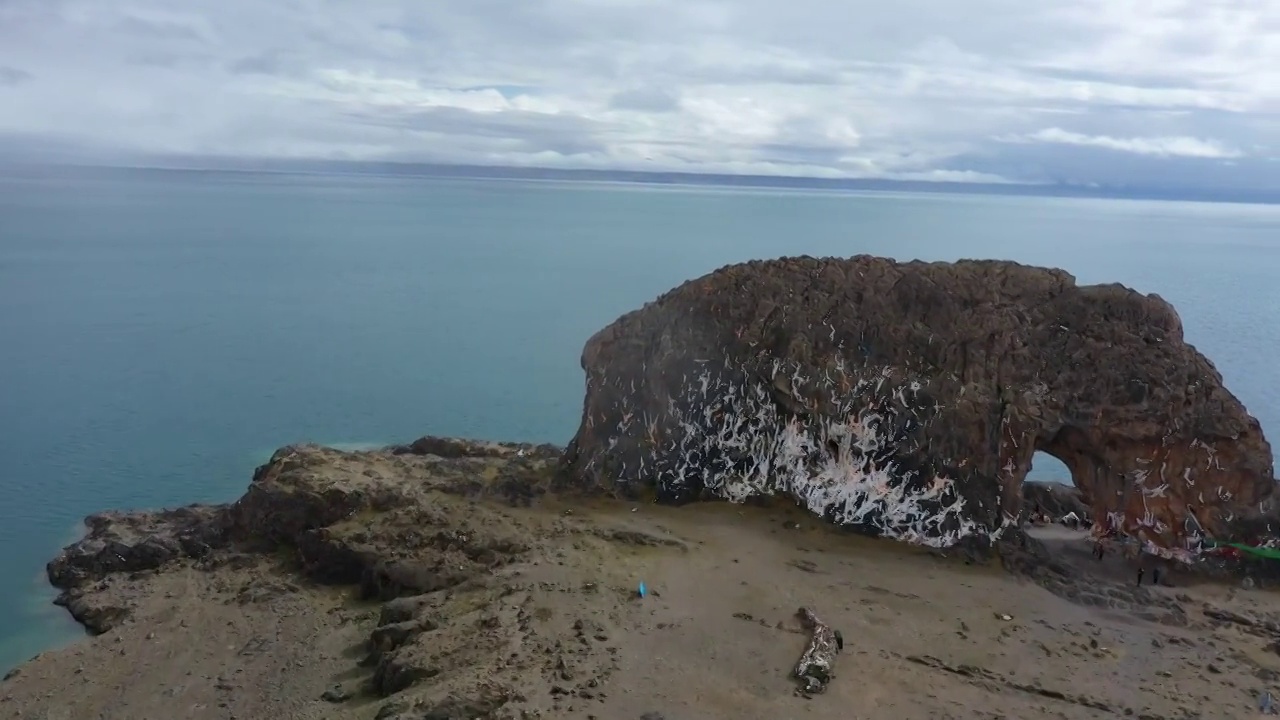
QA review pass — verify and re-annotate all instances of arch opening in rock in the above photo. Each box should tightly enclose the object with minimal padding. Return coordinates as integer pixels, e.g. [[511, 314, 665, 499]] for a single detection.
[[1026, 451, 1071, 485], [563, 255, 1278, 555], [1032, 426, 1107, 522], [1023, 449, 1090, 526]]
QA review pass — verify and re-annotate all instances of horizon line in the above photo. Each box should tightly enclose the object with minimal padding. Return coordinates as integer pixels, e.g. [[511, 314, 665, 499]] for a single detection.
[[8, 156, 1280, 206]]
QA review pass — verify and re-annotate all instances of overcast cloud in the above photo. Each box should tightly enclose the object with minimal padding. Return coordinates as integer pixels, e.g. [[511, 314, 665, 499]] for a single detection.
[[1, 0, 1278, 187]]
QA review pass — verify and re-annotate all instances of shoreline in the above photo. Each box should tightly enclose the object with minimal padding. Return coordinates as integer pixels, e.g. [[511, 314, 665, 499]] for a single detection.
[[3, 462, 1077, 674], [0, 521, 101, 675], [17, 438, 1263, 648], [0, 573, 83, 675], [3, 437, 1279, 719]]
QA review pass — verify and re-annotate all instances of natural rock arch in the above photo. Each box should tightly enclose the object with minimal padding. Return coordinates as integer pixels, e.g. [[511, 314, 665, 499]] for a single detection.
[[1026, 450, 1069, 483], [562, 255, 1277, 553]]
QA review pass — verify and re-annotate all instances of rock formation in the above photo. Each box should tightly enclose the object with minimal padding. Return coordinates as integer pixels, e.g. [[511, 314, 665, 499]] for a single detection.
[[563, 255, 1277, 554], [47, 439, 562, 635], [27, 436, 1271, 720], [36, 439, 700, 718], [1023, 482, 1091, 523]]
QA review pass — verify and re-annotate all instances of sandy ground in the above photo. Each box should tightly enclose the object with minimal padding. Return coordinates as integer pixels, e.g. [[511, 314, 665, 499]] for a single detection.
[[5, 488, 1280, 720]]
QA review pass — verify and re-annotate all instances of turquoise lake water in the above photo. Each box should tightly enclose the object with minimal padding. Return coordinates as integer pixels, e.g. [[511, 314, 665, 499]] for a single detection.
[[3, 168, 1280, 670]]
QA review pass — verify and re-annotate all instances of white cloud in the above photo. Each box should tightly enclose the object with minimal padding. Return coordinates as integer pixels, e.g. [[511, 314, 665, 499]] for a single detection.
[[0, 0, 1277, 186], [1023, 127, 1242, 159]]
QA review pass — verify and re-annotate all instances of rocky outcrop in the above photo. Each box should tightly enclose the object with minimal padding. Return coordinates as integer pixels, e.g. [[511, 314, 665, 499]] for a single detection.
[[45, 505, 228, 633], [34, 438, 675, 718], [47, 505, 227, 593], [17, 433, 1275, 719], [46, 439, 560, 634], [563, 255, 1277, 554]]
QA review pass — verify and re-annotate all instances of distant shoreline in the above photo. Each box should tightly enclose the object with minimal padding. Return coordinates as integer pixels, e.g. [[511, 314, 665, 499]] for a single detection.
[[7, 158, 1280, 207]]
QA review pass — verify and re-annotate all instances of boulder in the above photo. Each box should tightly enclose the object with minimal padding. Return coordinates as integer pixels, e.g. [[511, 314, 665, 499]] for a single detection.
[[562, 255, 1276, 551]]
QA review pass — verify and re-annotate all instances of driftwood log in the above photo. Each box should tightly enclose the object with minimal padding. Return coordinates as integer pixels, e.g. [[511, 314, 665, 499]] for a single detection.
[[794, 607, 840, 694]]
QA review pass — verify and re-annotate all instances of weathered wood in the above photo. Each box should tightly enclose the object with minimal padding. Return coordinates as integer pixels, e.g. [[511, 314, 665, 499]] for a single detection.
[[794, 607, 840, 694]]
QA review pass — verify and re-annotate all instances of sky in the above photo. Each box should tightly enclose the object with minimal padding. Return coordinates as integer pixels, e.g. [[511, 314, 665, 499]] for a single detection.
[[1, 0, 1279, 189]]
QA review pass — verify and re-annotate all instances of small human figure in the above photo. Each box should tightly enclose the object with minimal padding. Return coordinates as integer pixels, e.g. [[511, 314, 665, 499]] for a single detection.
[[1136, 567, 1145, 586]]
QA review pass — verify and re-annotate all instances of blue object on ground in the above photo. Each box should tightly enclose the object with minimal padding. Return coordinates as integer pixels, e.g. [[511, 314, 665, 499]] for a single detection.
[[637, 581, 647, 598]]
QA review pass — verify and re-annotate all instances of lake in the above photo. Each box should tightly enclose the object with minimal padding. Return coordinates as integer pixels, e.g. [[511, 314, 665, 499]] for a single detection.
[[3, 167, 1279, 670]]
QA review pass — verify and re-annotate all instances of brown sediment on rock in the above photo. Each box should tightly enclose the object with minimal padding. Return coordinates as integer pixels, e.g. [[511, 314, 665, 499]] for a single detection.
[[562, 254, 1277, 553]]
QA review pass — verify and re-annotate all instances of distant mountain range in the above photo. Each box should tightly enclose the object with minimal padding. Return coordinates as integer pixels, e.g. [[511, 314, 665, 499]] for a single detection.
[[7, 156, 1280, 205]]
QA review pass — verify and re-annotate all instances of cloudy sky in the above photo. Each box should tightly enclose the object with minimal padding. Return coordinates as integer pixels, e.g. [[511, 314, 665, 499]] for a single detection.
[[1, 0, 1279, 188]]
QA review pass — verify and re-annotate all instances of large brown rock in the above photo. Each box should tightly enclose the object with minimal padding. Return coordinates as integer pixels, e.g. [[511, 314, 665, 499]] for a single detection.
[[562, 255, 1277, 553]]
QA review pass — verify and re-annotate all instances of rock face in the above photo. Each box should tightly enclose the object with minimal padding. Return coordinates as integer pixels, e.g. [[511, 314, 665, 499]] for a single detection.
[[18, 435, 1280, 719], [35, 439, 691, 718], [47, 439, 561, 635], [1022, 482, 1091, 523], [563, 255, 1276, 553]]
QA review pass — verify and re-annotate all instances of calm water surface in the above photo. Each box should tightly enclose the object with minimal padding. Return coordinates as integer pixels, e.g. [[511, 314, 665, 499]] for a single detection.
[[3, 169, 1280, 669]]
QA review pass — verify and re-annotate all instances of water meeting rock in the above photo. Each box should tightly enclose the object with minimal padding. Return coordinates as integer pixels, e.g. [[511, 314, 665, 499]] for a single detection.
[[562, 254, 1277, 553]]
